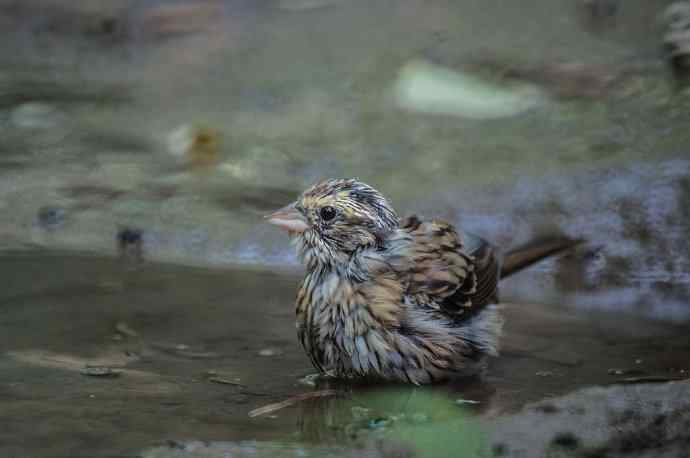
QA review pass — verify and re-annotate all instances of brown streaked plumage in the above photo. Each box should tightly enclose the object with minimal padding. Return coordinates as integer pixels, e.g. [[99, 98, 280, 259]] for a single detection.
[[267, 178, 579, 384]]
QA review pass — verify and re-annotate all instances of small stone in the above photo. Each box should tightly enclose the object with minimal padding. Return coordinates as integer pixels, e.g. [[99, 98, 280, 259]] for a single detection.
[[608, 368, 625, 375], [455, 399, 481, 405]]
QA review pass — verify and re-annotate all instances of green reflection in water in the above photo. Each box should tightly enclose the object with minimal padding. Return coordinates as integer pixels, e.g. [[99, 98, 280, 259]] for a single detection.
[[298, 387, 489, 457]]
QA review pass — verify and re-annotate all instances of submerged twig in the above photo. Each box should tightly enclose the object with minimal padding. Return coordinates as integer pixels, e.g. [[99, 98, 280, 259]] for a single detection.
[[248, 389, 338, 418]]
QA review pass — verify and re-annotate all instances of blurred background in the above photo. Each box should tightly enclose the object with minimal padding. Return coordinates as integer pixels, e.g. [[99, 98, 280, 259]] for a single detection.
[[2, 0, 689, 321]]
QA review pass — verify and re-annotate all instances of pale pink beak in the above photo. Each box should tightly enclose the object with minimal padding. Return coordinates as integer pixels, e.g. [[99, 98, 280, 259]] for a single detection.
[[265, 203, 309, 234]]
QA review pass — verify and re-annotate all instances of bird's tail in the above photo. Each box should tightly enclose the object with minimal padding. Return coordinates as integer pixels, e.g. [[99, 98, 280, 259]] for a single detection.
[[500, 236, 583, 279]]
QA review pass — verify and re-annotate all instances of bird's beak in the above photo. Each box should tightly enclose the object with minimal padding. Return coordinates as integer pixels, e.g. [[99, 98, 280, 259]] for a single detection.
[[265, 203, 309, 234]]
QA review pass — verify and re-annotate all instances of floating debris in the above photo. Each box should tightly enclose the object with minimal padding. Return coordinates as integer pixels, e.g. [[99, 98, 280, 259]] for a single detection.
[[248, 389, 338, 418], [393, 60, 546, 119], [455, 399, 481, 405], [298, 373, 321, 387], [535, 371, 555, 377], [80, 366, 122, 378], [208, 376, 245, 387], [167, 124, 220, 168]]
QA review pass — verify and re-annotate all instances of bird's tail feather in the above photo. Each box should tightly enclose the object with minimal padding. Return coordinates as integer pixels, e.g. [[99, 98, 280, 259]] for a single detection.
[[500, 236, 583, 279]]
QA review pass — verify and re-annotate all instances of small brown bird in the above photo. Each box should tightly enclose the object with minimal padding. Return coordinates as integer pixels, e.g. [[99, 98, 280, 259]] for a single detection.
[[267, 179, 577, 384]]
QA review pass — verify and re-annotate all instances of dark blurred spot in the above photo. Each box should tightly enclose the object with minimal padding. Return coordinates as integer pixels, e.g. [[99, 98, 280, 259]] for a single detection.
[[652, 414, 667, 426], [36, 206, 66, 231], [165, 439, 186, 450], [117, 227, 144, 263], [99, 18, 118, 36], [551, 432, 580, 449], [534, 403, 559, 414], [492, 442, 507, 456]]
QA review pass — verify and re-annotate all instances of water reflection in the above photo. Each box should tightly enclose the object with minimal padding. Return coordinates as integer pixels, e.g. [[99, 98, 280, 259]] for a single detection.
[[295, 387, 490, 456]]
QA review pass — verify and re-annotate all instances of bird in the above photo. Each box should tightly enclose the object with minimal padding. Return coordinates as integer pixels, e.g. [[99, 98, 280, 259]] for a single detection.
[[266, 178, 578, 384]]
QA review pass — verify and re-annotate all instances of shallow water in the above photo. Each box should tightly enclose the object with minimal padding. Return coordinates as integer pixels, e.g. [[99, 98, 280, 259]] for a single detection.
[[1, 251, 688, 456]]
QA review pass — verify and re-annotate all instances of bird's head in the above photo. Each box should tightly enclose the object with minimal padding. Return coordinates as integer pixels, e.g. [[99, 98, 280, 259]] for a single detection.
[[266, 179, 399, 267]]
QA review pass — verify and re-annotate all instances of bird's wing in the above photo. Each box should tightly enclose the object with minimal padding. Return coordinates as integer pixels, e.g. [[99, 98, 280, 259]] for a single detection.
[[396, 215, 501, 318]]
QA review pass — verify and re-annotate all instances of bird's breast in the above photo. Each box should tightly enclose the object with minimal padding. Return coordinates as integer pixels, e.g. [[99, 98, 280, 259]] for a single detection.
[[296, 269, 407, 377]]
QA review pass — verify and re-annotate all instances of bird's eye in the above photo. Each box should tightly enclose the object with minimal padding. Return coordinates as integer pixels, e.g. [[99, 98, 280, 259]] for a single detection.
[[320, 206, 337, 222]]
